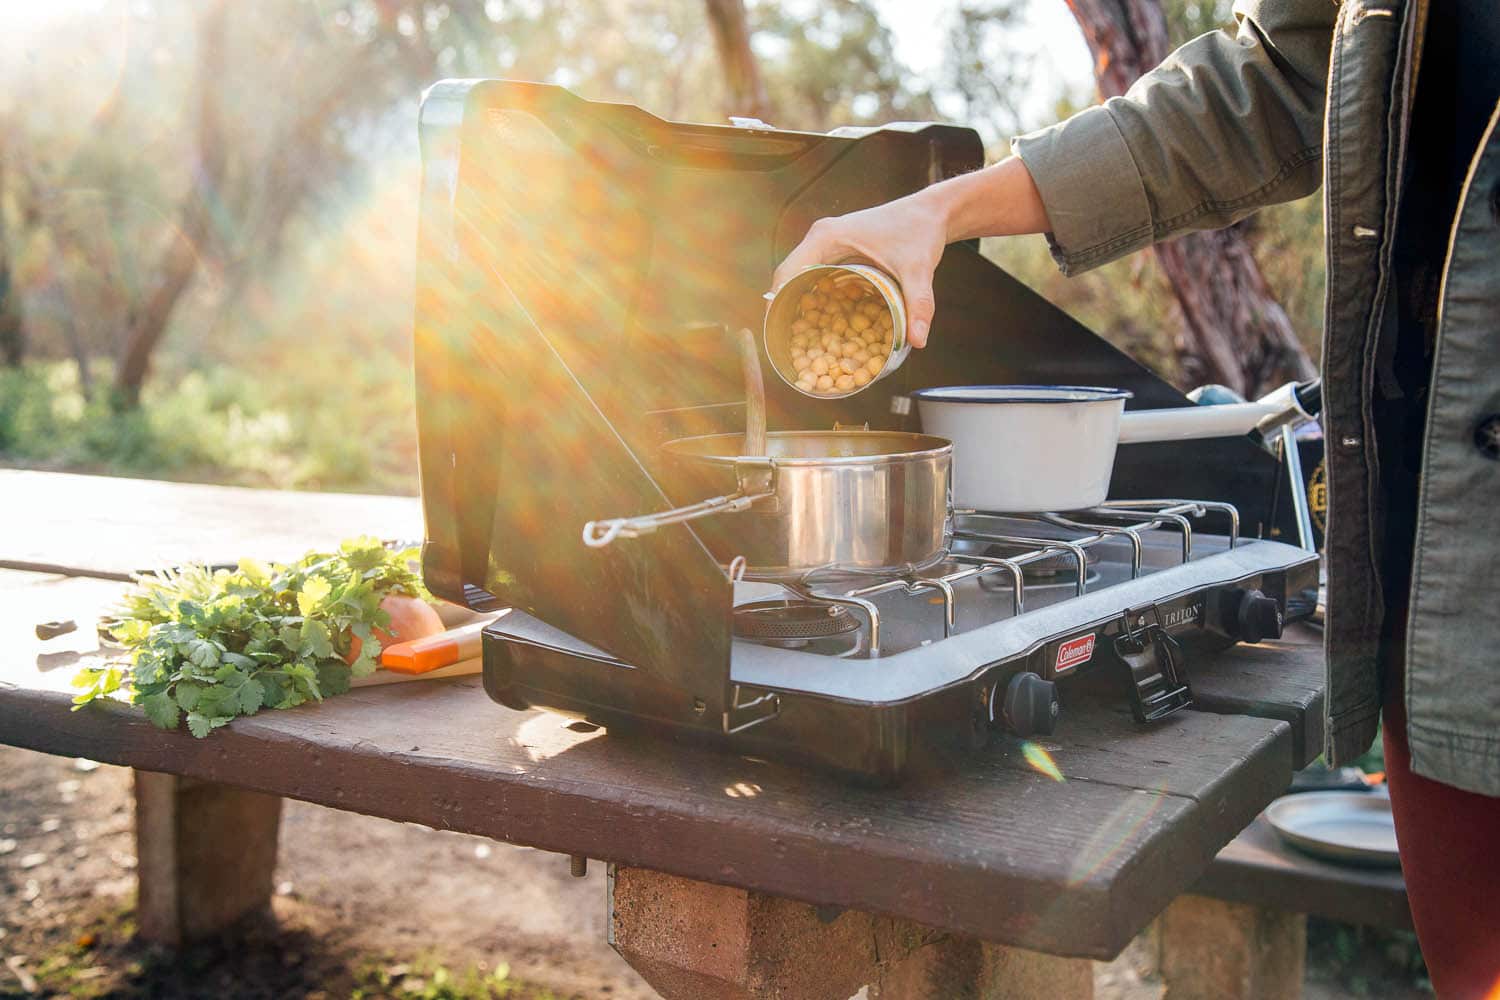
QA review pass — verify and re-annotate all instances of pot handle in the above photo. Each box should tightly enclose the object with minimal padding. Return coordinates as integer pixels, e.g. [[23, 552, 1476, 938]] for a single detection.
[[582, 458, 776, 548], [1117, 379, 1319, 444], [582, 488, 775, 547]]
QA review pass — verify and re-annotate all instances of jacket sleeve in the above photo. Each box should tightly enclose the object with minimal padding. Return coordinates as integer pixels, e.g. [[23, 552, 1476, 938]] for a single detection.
[[1012, 0, 1335, 275]]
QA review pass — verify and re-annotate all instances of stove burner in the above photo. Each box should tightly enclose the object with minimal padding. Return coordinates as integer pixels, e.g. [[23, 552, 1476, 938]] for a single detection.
[[733, 600, 859, 645], [970, 542, 1103, 592], [747, 551, 953, 587]]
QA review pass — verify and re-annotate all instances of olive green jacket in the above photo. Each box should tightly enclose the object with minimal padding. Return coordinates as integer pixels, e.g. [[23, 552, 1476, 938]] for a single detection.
[[1014, 0, 1500, 796]]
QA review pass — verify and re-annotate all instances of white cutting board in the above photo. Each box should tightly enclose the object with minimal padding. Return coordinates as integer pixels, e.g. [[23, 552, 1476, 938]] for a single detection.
[[350, 657, 482, 687]]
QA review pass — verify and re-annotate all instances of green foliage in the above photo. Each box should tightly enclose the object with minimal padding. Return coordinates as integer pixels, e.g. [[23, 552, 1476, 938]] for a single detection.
[[1351, 724, 1387, 774], [0, 359, 415, 493], [751, 2, 939, 130], [1160, 0, 1237, 46], [353, 956, 561, 1000], [1307, 917, 1430, 995], [71, 538, 429, 735]]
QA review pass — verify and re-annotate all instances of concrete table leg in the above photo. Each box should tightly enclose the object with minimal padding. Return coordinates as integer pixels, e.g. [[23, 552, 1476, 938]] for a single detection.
[[1158, 895, 1305, 1000], [608, 865, 1093, 1000], [133, 770, 283, 946]]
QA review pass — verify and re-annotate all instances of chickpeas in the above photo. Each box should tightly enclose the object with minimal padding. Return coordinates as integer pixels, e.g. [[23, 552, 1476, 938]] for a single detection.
[[781, 275, 896, 396]]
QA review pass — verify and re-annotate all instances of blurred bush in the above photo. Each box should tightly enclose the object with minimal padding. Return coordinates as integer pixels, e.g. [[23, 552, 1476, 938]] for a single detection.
[[0, 359, 414, 493]]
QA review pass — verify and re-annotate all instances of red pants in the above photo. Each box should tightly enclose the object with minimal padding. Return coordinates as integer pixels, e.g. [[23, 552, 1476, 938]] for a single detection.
[[1383, 683, 1500, 998]]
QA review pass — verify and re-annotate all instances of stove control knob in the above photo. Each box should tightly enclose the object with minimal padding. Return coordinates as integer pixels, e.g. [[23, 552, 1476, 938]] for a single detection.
[[997, 672, 1060, 738], [1236, 589, 1284, 644]]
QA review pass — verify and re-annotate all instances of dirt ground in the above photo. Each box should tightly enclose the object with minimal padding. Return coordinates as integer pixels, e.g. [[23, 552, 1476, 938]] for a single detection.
[[0, 746, 1429, 999], [0, 746, 651, 999]]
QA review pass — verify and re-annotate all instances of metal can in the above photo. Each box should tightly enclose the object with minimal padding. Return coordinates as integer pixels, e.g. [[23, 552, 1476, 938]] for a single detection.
[[763, 263, 909, 399]]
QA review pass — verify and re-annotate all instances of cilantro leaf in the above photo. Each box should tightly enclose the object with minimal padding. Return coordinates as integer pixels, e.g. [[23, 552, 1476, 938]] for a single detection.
[[299, 620, 333, 660], [193, 686, 233, 720], [317, 661, 353, 697], [297, 575, 332, 617], [236, 678, 265, 715], [71, 667, 104, 690], [109, 618, 151, 644], [143, 693, 181, 730], [184, 638, 220, 671], [349, 645, 379, 678], [238, 557, 270, 586], [174, 681, 204, 712], [222, 651, 257, 670], [214, 661, 246, 685]]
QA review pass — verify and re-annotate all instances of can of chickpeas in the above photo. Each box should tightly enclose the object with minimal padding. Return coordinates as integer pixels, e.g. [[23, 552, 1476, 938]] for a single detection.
[[764, 264, 909, 399]]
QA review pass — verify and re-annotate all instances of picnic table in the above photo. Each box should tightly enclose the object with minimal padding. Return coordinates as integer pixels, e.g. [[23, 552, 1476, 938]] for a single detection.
[[0, 470, 1334, 999]]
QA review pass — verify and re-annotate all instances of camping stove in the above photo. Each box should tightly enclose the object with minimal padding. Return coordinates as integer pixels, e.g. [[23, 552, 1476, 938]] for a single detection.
[[411, 80, 1322, 781], [480, 499, 1317, 779]]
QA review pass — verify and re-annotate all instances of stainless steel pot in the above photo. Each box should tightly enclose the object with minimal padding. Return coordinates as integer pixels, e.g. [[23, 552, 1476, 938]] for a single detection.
[[582, 430, 952, 577]]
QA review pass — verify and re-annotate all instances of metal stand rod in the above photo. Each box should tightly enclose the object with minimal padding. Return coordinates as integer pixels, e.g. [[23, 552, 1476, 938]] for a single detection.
[[1279, 425, 1316, 551]]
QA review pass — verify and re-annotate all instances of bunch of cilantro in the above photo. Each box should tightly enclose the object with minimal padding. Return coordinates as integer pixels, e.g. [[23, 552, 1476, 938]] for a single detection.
[[72, 537, 430, 737]]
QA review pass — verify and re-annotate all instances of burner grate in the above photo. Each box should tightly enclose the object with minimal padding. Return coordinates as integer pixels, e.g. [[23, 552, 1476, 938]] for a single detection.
[[763, 499, 1241, 656]]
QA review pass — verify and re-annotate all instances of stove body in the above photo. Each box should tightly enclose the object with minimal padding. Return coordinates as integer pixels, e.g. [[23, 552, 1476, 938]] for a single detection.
[[413, 80, 1319, 781]]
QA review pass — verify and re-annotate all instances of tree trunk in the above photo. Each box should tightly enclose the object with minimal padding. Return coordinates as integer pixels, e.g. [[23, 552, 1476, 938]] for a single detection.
[[704, 0, 775, 122], [1064, 0, 1315, 396], [0, 157, 25, 368], [113, 0, 229, 408], [0, 240, 23, 369]]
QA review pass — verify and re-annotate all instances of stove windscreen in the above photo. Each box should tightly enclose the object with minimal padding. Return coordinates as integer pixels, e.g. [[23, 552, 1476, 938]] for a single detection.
[[412, 80, 1294, 705]]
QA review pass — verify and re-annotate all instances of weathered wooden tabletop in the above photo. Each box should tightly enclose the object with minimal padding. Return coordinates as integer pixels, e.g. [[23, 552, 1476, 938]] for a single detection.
[[0, 470, 1326, 960]]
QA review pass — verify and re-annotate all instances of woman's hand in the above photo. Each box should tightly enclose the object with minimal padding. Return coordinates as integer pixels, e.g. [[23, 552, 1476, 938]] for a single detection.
[[770, 196, 947, 348], [769, 156, 1051, 350]]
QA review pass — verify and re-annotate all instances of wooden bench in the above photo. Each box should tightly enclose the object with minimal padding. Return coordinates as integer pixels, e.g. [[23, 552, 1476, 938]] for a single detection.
[[0, 470, 1340, 999], [1197, 814, 1412, 930]]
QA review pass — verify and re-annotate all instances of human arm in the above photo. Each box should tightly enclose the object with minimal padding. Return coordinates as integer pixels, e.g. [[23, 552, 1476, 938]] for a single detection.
[[772, 0, 1337, 344], [1016, 0, 1335, 275]]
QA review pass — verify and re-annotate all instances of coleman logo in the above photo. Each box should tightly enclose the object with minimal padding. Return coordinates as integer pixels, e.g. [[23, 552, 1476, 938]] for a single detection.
[[1055, 634, 1096, 673]]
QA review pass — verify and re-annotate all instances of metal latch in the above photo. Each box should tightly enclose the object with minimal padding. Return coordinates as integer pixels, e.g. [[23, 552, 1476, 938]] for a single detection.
[[722, 684, 781, 735], [1115, 608, 1192, 723]]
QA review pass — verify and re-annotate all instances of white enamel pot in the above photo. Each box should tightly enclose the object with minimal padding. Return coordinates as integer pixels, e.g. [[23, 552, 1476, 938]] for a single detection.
[[913, 382, 1317, 513]]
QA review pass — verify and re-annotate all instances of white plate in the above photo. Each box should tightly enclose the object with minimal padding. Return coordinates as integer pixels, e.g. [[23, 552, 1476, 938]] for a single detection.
[[1264, 789, 1400, 868]]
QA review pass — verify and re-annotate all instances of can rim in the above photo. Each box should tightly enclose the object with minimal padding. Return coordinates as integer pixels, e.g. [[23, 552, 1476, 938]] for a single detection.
[[763, 264, 907, 400], [663, 430, 952, 465]]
